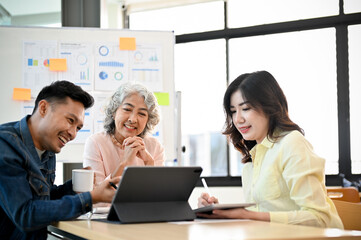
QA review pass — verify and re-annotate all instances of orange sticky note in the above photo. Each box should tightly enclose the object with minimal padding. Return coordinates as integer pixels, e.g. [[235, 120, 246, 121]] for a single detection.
[[13, 88, 31, 101], [119, 37, 136, 50], [49, 58, 67, 71]]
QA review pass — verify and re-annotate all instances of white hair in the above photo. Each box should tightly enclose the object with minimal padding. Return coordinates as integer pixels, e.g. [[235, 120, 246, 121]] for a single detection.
[[103, 82, 160, 137]]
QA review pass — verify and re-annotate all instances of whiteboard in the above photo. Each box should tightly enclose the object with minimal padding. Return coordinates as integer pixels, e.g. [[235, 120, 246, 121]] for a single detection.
[[0, 26, 176, 163]]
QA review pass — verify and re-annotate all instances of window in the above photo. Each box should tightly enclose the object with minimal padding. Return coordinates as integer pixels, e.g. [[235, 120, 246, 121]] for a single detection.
[[129, 0, 361, 184], [175, 40, 227, 176], [130, 1, 227, 177], [229, 29, 338, 175], [349, 24, 361, 174], [228, 0, 338, 28], [129, 1, 224, 35], [344, 0, 361, 14]]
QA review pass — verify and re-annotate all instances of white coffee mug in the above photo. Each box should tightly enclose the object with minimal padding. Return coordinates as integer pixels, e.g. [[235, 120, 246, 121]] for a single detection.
[[72, 169, 94, 192]]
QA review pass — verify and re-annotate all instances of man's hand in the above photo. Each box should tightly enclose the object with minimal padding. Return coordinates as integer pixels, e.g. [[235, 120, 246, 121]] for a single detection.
[[90, 177, 121, 204]]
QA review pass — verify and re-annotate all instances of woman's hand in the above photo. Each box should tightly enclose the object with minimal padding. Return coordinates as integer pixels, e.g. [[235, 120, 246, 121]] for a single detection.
[[137, 147, 154, 166], [198, 192, 219, 208], [196, 207, 250, 219], [112, 137, 154, 178], [196, 207, 270, 222], [123, 137, 154, 165], [111, 137, 142, 178], [122, 136, 145, 165]]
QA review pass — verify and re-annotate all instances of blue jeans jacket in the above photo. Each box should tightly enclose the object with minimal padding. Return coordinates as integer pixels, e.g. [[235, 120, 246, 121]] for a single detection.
[[0, 116, 92, 240]]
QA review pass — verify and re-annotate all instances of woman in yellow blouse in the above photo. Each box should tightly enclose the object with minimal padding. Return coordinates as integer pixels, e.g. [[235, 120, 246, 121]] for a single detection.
[[198, 71, 343, 228]]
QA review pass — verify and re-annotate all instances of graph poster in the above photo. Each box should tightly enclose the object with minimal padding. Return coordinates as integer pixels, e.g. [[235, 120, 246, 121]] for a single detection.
[[58, 42, 94, 91], [21, 100, 35, 116], [23, 41, 58, 97], [130, 44, 163, 92], [21, 39, 165, 144], [92, 92, 113, 134], [71, 109, 93, 144], [94, 43, 130, 91]]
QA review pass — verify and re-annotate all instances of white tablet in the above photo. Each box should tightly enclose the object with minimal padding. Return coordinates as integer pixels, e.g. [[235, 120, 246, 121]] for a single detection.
[[193, 203, 256, 214]]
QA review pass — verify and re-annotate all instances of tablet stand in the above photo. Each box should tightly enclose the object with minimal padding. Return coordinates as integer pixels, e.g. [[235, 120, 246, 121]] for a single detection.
[[108, 201, 195, 223]]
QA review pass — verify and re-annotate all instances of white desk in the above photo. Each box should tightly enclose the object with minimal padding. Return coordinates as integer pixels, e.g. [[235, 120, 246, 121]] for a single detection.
[[49, 219, 361, 240]]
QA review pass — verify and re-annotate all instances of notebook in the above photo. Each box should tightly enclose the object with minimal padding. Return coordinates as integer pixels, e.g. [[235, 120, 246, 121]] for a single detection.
[[107, 166, 202, 223]]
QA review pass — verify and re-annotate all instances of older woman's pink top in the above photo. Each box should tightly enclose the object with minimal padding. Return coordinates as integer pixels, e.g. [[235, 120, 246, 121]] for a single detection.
[[83, 132, 165, 185]]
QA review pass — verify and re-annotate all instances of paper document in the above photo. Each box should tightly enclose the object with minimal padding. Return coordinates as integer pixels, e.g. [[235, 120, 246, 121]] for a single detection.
[[77, 207, 110, 220]]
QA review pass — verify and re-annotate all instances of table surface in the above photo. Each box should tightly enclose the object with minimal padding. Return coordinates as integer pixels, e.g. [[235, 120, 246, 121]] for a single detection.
[[50, 219, 361, 240]]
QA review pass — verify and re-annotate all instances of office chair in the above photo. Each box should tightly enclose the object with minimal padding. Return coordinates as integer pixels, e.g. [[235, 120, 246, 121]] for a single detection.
[[327, 187, 360, 203], [332, 200, 361, 230]]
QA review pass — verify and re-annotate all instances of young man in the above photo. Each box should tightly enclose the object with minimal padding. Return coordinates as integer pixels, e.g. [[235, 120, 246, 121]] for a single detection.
[[0, 81, 120, 239]]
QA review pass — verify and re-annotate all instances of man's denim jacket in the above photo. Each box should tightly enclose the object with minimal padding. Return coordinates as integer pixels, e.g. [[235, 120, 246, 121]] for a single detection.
[[0, 116, 92, 240]]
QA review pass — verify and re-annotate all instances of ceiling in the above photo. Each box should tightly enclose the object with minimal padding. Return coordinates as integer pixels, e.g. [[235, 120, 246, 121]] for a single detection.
[[0, 0, 60, 16], [0, 0, 61, 26], [0, 0, 216, 26]]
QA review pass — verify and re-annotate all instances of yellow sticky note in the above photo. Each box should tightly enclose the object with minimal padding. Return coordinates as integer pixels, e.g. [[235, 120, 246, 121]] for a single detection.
[[49, 58, 67, 71], [119, 37, 136, 50], [154, 92, 169, 106], [13, 88, 31, 101]]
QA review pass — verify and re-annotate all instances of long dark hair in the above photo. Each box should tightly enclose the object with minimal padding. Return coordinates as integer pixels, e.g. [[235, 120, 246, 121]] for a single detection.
[[223, 71, 303, 163]]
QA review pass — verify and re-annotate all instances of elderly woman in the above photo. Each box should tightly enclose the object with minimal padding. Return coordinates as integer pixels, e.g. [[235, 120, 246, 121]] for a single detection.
[[83, 83, 165, 185]]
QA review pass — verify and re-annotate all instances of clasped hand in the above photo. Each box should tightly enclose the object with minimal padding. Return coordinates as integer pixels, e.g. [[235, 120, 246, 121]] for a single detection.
[[122, 136, 154, 165]]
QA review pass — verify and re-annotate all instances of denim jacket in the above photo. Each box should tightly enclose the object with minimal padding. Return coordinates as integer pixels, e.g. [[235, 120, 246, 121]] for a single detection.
[[0, 116, 92, 240]]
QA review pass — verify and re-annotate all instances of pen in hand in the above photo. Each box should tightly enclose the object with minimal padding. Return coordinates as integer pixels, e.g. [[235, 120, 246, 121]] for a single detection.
[[109, 182, 118, 190], [201, 178, 212, 197]]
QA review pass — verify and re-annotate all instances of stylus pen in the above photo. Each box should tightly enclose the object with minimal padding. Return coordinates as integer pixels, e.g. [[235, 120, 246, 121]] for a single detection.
[[109, 182, 118, 190], [201, 178, 212, 197]]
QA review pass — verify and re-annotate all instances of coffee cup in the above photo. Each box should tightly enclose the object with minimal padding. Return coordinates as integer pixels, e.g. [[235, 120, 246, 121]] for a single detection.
[[72, 169, 94, 192]]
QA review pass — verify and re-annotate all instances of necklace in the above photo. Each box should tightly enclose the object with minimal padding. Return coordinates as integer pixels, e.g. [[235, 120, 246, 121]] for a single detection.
[[111, 134, 124, 149]]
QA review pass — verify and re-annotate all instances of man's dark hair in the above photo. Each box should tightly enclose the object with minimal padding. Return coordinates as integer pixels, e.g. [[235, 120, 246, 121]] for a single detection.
[[32, 80, 94, 114]]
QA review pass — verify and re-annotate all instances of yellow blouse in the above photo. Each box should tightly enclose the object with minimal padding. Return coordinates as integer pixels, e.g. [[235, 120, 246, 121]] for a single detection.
[[242, 130, 343, 228]]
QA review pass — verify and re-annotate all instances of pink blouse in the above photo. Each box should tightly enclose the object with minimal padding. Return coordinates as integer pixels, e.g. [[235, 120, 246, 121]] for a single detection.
[[83, 132, 165, 185]]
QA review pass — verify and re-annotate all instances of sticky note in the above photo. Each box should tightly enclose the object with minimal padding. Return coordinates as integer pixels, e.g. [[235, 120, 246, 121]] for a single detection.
[[119, 37, 136, 50], [154, 92, 169, 106], [13, 88, 31, 101], [49, 58, 67, 71]]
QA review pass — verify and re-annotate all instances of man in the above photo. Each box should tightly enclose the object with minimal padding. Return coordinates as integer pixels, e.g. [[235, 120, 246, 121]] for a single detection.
[[0, 81, 120, 239]]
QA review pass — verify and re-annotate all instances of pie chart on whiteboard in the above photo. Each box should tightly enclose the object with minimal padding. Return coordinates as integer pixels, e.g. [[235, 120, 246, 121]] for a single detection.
[[114, 72, 123, 81], [43, 59, 49, 67], [99, 71, 108, 80], [77, 54, 87, 65]]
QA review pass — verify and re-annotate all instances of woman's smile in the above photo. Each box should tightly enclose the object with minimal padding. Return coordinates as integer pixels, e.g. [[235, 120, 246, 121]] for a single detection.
[[239, 126, 251, 134]]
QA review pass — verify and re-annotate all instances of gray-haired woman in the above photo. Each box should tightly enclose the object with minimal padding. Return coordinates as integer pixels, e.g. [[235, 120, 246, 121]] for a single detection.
[[83, 83, 165, 185]]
